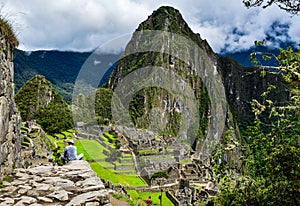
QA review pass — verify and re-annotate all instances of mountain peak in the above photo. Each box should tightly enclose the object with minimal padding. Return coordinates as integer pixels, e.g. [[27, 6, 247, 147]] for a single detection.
[[137, 6, 193, 35], [135, 6, 215, 56]]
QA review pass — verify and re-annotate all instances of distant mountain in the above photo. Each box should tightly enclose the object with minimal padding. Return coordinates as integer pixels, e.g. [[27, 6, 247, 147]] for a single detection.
[[14, 49, 119, 101], [221, 42, 297, 67], [13, 45, 290, 103], [13, 8, 293, 135]]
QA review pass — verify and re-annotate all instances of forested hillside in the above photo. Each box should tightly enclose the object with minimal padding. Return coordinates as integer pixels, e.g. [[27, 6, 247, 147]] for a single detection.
[[15, 75, 74, 134]]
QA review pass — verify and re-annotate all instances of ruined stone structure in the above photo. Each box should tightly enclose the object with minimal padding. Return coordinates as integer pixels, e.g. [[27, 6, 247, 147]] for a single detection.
[[0, 161, 111, 206], [0, 20, 21, 174]]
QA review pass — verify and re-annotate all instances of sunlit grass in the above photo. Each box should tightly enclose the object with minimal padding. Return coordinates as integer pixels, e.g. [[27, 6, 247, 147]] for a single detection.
[[89, 162, 147, 186], [75, 139, 147, 186], [104, 132, 117, 140], [76, 139, 109, 160], [128, 190, 175, 206]]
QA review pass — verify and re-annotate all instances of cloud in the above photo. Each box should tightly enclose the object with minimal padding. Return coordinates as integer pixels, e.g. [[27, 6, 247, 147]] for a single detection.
[[2, 0, 300, 53]]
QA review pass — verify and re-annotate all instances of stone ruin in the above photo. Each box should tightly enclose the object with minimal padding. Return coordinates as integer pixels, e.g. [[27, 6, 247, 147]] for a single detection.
[[0, 161, 111, 206], [0, 25, 22, 174]]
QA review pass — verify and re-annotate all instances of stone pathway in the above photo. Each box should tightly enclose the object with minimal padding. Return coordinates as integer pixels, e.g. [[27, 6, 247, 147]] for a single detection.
[[0, 160, 111, 206], [109, 195, 130, 206]]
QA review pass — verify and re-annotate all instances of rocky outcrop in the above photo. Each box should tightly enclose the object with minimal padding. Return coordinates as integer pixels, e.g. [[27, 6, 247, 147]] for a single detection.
[[0, 161, 111, 206], [108, 6, 214, 144], [0, 18, 22, 174]]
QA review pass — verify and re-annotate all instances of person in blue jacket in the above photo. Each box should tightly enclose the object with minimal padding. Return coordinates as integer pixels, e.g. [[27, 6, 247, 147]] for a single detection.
[[61, 140, 83, 164]]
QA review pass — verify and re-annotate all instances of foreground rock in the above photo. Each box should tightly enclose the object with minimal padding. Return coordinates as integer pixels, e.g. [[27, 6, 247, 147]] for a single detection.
[[0, 161, 111, 206], [0, 18, 22, 175]]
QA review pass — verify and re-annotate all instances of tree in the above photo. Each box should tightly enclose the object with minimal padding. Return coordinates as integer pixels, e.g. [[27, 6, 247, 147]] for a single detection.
[[214, 46, 300, 205], [243, 0, 300, 14], [214, 2, 300, 205]]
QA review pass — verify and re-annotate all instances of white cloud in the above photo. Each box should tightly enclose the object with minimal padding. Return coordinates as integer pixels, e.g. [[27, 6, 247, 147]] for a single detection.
[[2, 0, 300, 53]]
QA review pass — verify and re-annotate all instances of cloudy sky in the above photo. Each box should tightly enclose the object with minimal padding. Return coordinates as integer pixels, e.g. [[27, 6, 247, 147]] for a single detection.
[[2, 0, 300, 53]]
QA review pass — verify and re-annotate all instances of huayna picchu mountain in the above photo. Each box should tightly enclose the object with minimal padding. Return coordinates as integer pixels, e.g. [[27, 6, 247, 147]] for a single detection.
[[15, 75, 74, 134], [104, 6, 289, 151]]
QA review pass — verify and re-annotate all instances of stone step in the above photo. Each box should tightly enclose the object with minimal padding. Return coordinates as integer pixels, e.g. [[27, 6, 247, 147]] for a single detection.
[[0, 161, 111, 205]]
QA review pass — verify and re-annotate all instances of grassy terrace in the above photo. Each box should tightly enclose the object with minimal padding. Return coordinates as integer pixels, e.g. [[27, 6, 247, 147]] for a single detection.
[[104, 132, 117, 140], [128, 190, 174, 206], [90, 162, 146, 186], [45, 131, 173, 205], [100, 135, 116, 149], [76, 139, 109, 160], [76, 139, 147, 186]]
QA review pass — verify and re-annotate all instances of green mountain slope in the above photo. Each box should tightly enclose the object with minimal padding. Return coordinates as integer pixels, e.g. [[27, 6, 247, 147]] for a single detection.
[[105, 6, 289, 148], [15, 75, 74, 134], [107, 6, 212, 144], [14, 49, 119, 101]]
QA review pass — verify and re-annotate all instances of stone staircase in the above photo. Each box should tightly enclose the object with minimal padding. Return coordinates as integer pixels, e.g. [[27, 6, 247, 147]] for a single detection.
[[0, 161, 111, 206]]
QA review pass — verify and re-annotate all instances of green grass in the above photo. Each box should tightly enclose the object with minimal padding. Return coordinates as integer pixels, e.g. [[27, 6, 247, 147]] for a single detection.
[[56, 140, 66, 152], [128, 190, 175, 206], [97, 161, 114, 168], [115, 161, 134, 166], [100, 135, 109, 142], [75, 139, 147, 187], [138, 149, 160, 156], [122, 153, 133, 157], [119, 156, 133, 160], [100, 135, 116, 148], [21, 126, 29, 133], [76, 139, 109, 160], [104, 132, 117, 140], [89, 162, 147, 186], [61, 131, 74, 138], [46, 134, 57, 144], [55, 133, 65, 139], [180, 159, 191, 164], [113, 169, 137, 174]]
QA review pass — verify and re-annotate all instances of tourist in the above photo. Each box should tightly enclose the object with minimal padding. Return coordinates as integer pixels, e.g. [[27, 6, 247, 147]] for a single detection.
[[61, 140, 83, 164], [146, 196, 152, 206]]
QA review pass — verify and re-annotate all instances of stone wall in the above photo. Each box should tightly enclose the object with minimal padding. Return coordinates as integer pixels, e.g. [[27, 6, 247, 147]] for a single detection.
[[0, 26, 21, 174]]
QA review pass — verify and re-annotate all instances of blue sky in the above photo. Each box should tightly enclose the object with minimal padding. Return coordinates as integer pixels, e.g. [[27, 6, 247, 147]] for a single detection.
[[2, 0, 300, 53]]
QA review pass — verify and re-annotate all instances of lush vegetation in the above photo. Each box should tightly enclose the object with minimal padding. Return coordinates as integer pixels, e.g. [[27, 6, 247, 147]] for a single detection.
[[214, 45, 300, 205], [150, 170, 169, 180], [0, 17, 18, 47], [14, 50, 90, 101], [76, 139, 147, 186], [127, 190, 175, 206], [14, 49, 119, 101], [214, 3, 300, 204], [110, 55, 210, 142], [75, 139, 109, 160], [89, 162, 146, 186], [15, 75, 74, 134], [95, 88, 113, 125]]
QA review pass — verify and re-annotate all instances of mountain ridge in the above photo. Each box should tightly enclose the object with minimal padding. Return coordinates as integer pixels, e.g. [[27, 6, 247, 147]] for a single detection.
[[13, 6, 289, 132]]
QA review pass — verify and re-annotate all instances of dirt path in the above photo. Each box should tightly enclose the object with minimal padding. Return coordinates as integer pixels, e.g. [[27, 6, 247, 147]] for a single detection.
[[109, 194, 131, 206]]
